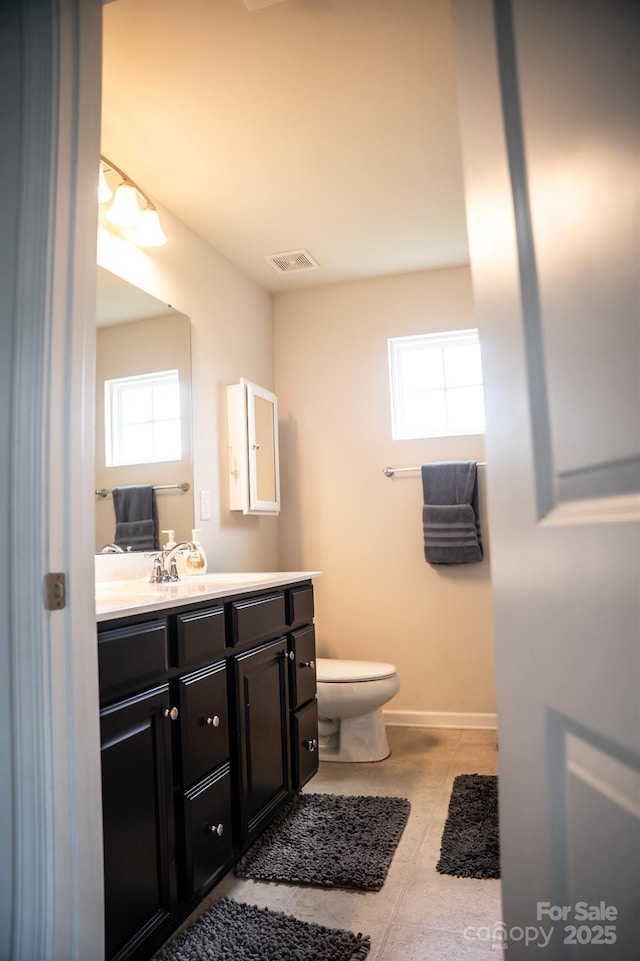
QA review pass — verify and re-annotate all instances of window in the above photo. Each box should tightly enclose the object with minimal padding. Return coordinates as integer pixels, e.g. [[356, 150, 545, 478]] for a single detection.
[[388, 329, 485, 439], [105, 369, 181, 467]]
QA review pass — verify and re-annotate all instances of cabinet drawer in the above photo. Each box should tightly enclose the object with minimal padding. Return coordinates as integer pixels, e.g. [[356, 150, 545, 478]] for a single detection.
[[182, 764, 233, 899], [176, 606, 226, 668], [289, 625, 317, 710], [230, 592, 286, 650], [292, 700, 319, 790], [178, 662, 229, 788], [98, 619, 168, 702], [286, 585, 314, 628]]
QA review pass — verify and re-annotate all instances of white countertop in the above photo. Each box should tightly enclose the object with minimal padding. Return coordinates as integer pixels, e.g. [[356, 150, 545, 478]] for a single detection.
[[96, 571, 322, 622]]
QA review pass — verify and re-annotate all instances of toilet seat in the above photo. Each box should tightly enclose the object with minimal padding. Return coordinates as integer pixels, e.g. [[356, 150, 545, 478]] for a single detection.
[[316, 658, 396, 683]]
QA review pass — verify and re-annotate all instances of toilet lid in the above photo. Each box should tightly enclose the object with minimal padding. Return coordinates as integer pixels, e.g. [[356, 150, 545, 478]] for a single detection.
[[316, 658, 396, 683]]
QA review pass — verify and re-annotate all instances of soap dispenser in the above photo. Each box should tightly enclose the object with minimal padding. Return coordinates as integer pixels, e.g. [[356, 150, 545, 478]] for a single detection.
[[184, 529, 207, 576], [162, 530, 177, 550]]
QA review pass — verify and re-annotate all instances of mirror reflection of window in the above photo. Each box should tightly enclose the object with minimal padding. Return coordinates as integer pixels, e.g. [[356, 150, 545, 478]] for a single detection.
[[95, 267, 194, 552], [105, 369, 181, 467]]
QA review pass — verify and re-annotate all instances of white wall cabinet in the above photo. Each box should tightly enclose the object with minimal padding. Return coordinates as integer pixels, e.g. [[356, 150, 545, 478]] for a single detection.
[[227, 379, 280, 514]]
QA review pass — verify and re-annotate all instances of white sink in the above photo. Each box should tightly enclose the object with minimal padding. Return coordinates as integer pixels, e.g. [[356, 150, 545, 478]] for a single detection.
[[95, 572, 285, 605]]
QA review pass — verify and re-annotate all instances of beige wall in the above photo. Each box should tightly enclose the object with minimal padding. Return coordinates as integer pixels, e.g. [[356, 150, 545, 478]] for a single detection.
[[96, 213, 496, 717], [274, 266, 496, 718], [97, 204, 279, 572], [95, 313, 193, 551]]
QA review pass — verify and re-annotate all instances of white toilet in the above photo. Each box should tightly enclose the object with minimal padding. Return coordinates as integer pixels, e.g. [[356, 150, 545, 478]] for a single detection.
[[315, 658, 400, 762]]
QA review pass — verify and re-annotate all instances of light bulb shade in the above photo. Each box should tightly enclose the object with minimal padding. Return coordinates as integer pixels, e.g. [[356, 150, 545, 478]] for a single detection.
[[132, 206, 168, 247], [98, 165, 112, 204], [106, 182, 142, 226]]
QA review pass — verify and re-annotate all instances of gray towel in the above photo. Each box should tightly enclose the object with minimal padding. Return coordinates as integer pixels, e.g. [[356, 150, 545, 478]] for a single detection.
[[421, 462, 483, 565], [112, 485, 158, 551], [114, 520, 157, 553]]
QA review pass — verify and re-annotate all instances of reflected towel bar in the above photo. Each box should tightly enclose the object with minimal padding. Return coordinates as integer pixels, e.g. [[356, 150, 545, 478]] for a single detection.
[[383, 464, 486, 477], [95, 482, 191, 498]]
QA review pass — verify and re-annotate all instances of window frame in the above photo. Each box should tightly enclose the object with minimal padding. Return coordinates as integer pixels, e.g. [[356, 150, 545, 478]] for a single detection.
[[388, 328, 485, 440], [104, 368, 182, 467]]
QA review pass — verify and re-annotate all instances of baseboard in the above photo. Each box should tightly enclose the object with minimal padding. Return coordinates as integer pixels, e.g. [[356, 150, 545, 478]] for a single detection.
[[384, 709, 497, 730]]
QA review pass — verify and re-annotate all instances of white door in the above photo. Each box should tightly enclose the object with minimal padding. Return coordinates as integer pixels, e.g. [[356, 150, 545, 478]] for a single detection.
[[453, 1, 639, 957], [0, 2, 104, 959]]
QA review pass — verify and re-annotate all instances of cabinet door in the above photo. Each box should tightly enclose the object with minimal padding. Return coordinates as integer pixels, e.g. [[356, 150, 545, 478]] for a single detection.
[[227, 379, 280, 514], [100, 685, 176, 961], [235, 638, 290, 845], [246, 380, 280, 512]]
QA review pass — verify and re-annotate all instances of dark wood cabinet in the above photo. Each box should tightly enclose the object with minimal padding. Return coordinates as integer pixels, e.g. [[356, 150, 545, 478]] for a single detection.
[[292, 699, 319, 789], [100, 684, 176, 961], [181, 762, 233, 899], [287, 624, 319, 789], [289, 624, 317, 709], [234, 636, 291, 845], [176, 606, 226, 668], [176, 661, 229, 788], [98, 619, 168, 703], [230, 591, 286, 650], [286, 585, 314, 629], [99, 578, 318, 961]]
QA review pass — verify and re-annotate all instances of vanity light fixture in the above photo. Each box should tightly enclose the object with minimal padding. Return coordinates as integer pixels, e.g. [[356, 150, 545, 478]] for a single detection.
[[98, 155, 168, 247]]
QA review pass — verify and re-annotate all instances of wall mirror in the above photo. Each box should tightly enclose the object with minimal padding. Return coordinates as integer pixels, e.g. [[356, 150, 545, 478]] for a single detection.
[[95, 267, 194, 552]]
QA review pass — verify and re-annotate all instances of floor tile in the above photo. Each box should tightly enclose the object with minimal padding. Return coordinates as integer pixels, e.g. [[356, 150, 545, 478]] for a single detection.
[[153, 725, 501, 960], [378, 922, 500, 960]]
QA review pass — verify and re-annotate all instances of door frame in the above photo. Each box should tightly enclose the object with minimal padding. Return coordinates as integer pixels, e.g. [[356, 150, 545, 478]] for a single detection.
[[0, 1, 104, 958]]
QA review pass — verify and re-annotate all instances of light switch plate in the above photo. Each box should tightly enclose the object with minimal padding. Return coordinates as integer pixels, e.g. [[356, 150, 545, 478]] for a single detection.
[[200, 489, 211, 521]]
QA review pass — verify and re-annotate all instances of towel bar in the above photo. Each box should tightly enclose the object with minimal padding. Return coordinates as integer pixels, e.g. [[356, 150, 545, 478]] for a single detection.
[[383, 464, 486, 477], [95, 482, 191, 498]]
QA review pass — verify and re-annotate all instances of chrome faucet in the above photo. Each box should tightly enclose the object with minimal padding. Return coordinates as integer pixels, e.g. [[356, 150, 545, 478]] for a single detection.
[[100, 543, 125, 553], [149, 541, 197, 584]]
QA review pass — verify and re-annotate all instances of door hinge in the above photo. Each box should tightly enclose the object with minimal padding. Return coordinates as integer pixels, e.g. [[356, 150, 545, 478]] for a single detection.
[[44, 572, 66, 611]]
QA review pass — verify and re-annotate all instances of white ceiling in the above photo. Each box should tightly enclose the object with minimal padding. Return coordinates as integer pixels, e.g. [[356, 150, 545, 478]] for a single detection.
[[101, 0, 469, 293]]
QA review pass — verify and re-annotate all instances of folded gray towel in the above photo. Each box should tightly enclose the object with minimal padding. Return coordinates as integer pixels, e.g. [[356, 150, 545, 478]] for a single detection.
[[421, 462, 483, 565], [112, 484, 158, 551]]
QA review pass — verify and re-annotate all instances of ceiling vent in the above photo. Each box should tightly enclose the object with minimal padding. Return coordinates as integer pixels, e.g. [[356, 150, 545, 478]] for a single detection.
[[264, 248, 320, 274]]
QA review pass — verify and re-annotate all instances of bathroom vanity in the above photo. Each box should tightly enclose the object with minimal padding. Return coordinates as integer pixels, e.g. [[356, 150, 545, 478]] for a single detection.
[[97, 572, 320, 961]]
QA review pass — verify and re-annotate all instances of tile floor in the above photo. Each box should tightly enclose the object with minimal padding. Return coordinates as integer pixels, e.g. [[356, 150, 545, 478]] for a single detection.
[[160, 726, 502, 960]]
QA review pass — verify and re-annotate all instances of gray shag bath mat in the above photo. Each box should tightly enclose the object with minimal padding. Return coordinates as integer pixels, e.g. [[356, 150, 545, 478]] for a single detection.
[[436, 774, 500, 879], [235, 792, 411, 891], [155, 897, 370, 961]]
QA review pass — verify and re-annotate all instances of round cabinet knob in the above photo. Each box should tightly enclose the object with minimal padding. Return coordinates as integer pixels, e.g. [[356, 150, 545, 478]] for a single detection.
[[303, 738, 318, 752], [206, 715, 221, 728], [252, 443, 261, 450], [301, 660, 315, 669], [164, 706, 179, 721], [207, 823, 224, 836], [288, 650, 295, 661]]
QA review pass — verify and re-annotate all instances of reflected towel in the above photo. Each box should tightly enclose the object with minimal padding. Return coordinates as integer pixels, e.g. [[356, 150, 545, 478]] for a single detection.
[[114, 520, 157, 553], [421, 462, 483, 565], [112, 485, 158, 551]]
